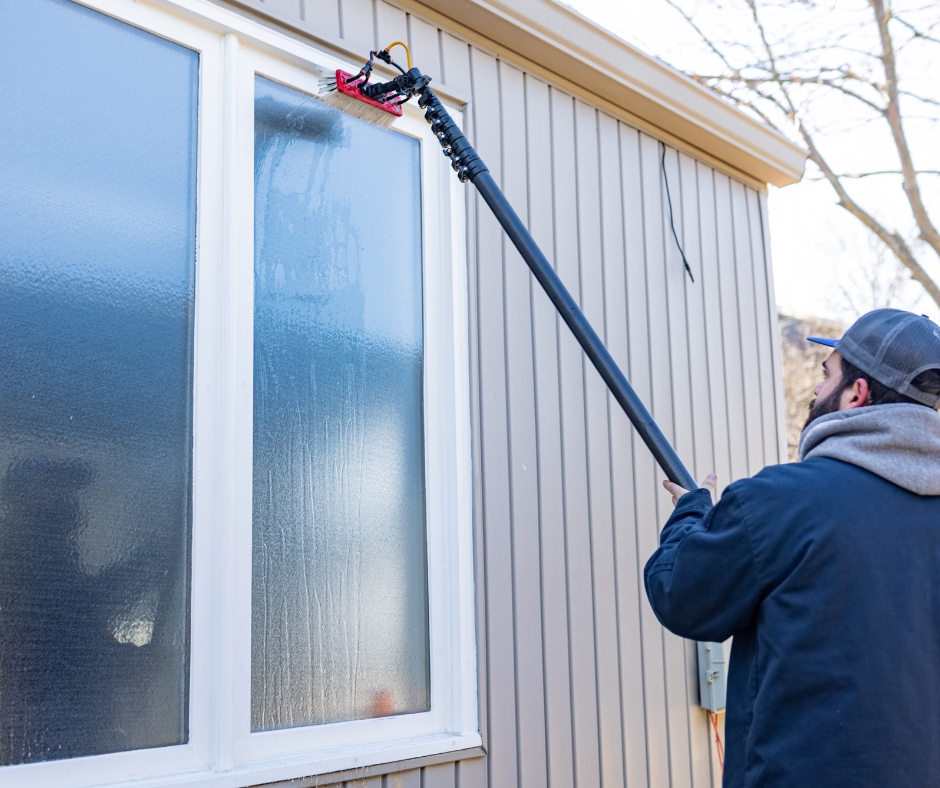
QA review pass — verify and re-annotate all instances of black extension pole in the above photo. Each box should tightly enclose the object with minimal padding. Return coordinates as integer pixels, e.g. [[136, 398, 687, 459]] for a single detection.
[[418, 85, 698, 491], [472, 172, 698, 491]]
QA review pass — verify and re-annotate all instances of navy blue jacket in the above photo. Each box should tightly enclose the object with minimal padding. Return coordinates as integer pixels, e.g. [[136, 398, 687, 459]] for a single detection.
[[645, 458, 940, 788]]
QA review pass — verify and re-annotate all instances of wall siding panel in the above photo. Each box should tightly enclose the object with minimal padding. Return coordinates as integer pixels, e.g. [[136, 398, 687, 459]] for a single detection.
[[621, 126, 673, 788], [440, 33, 472, 95], [457, 756, 488, 788], [422, 763, 457, 788], [444, 34, 487, 778], [301, 0, 339, 34], [696, 167, 733, 788], [216, 6, 788, 787], [499, 61, 549, 788], [552, 89, 602, 788], [257, 0, 302, 19], [598, 111, 649, 788], [759, 190, 790, 465], [662, 145, 697, 788], [375, 1, 407, 52], [469, 46, 519, 788], [714, 175, 749, 485], [730, 181, 765, 476], [641, 131, 697, 788], [525, 75, 576, 788], [746, 187, 781, 467], [659, 146, 709, 788], [345, 777, 381, 788], [337, 0, 373, 50], [387, 769, 420, 788], [575, 100, 624, 788], [697, 166, 733, 497], [676, 152, 719, 788], [407, 16, 442, 88]]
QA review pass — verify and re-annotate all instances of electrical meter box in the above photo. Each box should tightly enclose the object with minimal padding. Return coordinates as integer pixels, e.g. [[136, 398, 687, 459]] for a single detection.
[[697, 638, 732, 712]]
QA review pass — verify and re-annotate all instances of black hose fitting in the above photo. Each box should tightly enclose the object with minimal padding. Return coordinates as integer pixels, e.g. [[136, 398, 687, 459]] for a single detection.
[[350, 64, 483, 181], [360, 67, 430, 101], [417, 86, 487, 182]]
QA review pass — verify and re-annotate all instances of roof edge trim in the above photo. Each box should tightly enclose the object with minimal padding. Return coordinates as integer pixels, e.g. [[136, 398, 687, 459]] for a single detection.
[[420, 0, 807, 186]]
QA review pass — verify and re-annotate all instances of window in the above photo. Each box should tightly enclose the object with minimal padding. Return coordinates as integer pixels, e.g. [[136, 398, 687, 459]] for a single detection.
[[0, 0, 197, 766], [0, 1, 477, 787], [252, 75, 430, 731]]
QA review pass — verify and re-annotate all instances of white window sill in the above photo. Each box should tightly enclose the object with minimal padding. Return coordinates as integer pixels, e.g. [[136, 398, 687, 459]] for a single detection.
[[248, 742, 485, 788], [106, 733, 484, 788]]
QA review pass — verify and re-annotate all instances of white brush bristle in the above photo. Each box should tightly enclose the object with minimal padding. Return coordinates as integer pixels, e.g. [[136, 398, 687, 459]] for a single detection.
[[316, 77, 398, 130]]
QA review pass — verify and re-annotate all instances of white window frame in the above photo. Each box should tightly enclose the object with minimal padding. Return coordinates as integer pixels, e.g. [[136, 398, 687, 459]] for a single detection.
[[2, 1, 478, 787]]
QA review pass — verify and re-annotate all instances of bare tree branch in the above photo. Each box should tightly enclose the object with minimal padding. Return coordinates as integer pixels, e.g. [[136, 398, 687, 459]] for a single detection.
[[898, 91, 940, 108], [872, 0, 940, 259], [892, 14, 940, 45], [691, 78, 788, 131], [662, 0, 743, 76], [745, 0, 800, 117], [785, 78, 886, 112], [698, 74, 887, 120], [801, 126, 940, 308], [662, 0, 940, 311], [806, 170, 940, 179]]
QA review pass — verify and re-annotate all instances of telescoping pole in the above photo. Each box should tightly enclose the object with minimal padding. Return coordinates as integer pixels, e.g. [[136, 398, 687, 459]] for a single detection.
[[418, 87, 699, 492], [472, 171, 699, 492]]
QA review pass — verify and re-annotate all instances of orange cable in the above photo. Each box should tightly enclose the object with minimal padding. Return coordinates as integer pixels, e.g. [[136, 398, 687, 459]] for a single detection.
[[383, 41, 411, 70], [710, 711, 725, 775]]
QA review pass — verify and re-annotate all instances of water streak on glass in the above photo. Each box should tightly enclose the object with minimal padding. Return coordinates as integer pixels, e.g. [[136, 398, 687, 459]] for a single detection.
[[0, 0, 197, 764], [252, 76, 429, 731]]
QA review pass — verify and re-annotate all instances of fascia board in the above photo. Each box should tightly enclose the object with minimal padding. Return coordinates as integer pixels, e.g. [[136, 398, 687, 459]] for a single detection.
[[424, 0, 807, 186]]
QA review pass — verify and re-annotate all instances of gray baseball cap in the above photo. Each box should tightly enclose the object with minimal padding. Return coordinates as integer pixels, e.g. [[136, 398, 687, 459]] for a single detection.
[[808, 309, 940, 407]]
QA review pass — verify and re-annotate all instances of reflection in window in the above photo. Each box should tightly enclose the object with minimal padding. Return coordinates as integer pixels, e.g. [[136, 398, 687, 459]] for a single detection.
[[252, 76, 429, 731], [0, 0, 197, 764]]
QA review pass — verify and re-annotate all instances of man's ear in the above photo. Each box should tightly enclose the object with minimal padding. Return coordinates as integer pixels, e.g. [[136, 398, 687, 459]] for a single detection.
[[842, 377, 870, 409]]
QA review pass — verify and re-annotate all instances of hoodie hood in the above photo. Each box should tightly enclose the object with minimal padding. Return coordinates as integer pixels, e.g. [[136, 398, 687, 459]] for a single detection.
[[798, 403, 940, 496]]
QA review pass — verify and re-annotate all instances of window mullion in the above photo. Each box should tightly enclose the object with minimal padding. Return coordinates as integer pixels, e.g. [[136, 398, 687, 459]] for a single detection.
[[206, 29, 247, 774]]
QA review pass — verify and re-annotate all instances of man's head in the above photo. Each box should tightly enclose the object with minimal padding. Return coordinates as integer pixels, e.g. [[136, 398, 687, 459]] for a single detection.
[[805, 309, 940, 429]]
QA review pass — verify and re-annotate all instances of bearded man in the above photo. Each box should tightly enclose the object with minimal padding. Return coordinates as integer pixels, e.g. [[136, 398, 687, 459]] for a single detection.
[[644, 308, 940, 788]]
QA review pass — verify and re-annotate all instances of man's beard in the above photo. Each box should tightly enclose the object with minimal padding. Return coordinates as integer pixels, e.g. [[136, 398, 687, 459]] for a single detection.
[[803, 386, 845, 431]]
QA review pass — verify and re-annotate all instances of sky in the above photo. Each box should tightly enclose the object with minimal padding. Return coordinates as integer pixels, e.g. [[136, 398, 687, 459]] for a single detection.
[[562, 0, 940, 326]]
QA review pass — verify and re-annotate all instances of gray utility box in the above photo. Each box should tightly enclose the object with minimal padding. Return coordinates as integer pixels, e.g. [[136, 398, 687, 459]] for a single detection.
[[697, 638, 732, 712]]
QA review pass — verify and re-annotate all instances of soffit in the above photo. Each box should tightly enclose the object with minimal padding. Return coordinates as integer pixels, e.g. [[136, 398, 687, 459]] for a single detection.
[[416, 0, 806, 187]]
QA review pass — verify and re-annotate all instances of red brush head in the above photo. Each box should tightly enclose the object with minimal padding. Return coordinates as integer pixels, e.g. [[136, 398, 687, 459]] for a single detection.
[[335, 70, 403, 118]]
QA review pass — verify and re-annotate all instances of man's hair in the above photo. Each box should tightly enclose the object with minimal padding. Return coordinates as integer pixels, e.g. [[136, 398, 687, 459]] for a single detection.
[[838, 358, 940, 408]]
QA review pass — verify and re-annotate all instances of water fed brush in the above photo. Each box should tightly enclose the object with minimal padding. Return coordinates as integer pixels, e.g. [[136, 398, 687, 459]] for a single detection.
[[319, 43, 698, 492]]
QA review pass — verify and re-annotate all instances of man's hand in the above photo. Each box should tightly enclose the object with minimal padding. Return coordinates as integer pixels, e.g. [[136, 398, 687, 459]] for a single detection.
[[663, 473, 717, 507]]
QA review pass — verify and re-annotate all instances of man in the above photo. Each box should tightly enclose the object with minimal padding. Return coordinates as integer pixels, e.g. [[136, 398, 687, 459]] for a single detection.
[[644, 308, 940, 787]]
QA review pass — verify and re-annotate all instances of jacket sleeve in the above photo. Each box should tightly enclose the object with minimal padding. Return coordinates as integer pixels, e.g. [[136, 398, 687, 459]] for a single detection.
[[644, 484, 763, 642]]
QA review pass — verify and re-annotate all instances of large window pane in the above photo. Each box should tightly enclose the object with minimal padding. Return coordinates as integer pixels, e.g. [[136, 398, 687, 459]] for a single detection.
[[252, 76, 429, 731], [0, 0, 197, 764]]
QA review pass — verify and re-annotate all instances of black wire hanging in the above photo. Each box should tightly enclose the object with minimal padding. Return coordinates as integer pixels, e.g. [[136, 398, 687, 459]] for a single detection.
[[660, 141, 695, 283]]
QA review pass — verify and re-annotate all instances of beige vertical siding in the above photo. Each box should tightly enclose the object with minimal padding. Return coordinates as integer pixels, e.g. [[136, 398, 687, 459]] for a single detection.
[[238, 2, 785, 786]]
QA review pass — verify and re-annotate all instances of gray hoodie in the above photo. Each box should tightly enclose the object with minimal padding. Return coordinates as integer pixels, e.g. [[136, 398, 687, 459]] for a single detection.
[[798, 403, 940, 496]]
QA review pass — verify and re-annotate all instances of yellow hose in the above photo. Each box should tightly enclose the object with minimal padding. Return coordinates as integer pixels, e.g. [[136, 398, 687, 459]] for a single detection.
[[384, 41, 411, 70]]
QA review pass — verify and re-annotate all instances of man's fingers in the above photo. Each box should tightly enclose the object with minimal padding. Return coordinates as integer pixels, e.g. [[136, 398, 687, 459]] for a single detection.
[[663, 473, 718, 507], [663, 479, 688, 506], [663, 480, 688, 497]]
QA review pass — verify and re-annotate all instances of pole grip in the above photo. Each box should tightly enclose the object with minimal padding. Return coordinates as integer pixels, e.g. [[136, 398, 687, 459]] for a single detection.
[[471, 170, 698, 492]]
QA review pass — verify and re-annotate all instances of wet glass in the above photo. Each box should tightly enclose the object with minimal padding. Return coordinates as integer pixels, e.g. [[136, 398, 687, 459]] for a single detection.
[[252, 76, 429, 731], [0, 0, 197, 764]]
